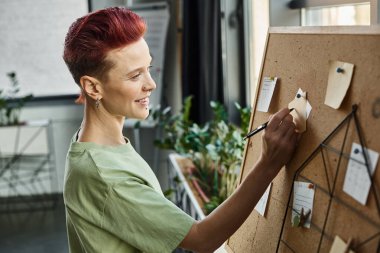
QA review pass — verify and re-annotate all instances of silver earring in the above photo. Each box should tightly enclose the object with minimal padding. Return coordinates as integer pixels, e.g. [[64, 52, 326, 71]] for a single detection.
[[95, 98, 101, 109]]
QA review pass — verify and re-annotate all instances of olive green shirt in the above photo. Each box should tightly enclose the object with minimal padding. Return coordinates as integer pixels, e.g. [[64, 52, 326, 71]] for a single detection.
[[63, 136, 195, 253]]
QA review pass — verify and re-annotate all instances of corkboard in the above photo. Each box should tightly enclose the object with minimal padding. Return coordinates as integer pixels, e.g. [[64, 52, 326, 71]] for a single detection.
[[226, 26, 380, 252]]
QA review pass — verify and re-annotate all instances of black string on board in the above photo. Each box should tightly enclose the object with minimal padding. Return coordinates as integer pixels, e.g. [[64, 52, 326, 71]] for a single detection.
[[276, 105, 380, 253]]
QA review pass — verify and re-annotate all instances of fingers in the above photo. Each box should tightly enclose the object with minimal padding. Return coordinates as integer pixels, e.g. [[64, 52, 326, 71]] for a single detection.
[[264, 107, 299, 142], [267, 108, 292, 131], [279, 113, 293, 128], [259, 108, 301, 171], [267, 109, 298, 143], [283, 118, 296, 139]]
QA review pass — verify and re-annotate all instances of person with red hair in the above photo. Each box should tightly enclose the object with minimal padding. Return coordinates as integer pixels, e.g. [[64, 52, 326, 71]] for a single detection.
[[63, 7, 298, 253]]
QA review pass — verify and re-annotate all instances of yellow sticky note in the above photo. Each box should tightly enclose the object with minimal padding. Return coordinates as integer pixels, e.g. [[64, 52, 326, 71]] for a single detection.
[[325, 60, 354, 109]]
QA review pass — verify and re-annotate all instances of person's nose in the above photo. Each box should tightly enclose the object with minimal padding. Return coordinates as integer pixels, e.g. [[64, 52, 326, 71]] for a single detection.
[[143, 72, 156, 92]]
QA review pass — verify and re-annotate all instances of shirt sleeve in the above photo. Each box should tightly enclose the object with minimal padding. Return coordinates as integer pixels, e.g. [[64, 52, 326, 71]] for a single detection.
[[101, 177, 196, 253]]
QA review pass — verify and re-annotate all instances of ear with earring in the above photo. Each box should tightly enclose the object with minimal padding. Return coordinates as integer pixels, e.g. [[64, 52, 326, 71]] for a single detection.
[[95, 98, 101, 109]]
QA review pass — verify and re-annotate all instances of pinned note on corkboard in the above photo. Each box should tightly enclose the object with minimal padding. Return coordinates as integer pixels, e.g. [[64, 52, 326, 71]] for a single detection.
[[325, 60, 354, 109]]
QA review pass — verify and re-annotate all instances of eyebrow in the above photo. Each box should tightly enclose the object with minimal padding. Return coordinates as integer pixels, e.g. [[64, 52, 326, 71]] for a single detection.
[[128, 57, 153, 72], [126, 58, 153, 76]]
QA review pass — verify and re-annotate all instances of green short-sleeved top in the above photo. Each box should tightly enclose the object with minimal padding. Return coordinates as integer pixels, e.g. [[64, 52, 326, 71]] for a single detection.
[[63, 134, 195, 253]]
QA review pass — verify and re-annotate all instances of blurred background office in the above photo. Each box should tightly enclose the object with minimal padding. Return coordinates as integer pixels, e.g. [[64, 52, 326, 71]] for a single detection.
[[0, 0, 376, 252]]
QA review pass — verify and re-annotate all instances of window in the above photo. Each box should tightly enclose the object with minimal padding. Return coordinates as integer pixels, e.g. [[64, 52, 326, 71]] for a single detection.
[[244, 0, 269, 105], [302, 3, 371, 26]]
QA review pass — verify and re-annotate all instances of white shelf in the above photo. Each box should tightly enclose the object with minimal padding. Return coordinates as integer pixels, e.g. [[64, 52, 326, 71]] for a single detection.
[[168, 153, 206, 220]]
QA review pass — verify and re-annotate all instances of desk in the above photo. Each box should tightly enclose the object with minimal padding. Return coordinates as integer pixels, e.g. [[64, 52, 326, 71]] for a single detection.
[[0, 120, 57, 212]]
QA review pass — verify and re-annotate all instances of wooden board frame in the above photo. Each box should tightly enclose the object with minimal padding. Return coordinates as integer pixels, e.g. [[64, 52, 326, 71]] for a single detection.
[[226, 26, 380, 253]]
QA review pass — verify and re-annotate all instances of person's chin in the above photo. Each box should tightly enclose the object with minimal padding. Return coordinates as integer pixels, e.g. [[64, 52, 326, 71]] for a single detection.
[[136, 112, 150, 120]]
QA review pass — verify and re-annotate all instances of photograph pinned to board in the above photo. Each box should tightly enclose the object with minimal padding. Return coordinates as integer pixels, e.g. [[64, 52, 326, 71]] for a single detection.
[[325, 60, 354, 109], [256, 77, 278, 112], [288, 88, 312, 133]]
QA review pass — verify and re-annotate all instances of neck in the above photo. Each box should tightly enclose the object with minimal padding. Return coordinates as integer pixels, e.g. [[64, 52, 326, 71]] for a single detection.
[[78, 103, 126, 146]]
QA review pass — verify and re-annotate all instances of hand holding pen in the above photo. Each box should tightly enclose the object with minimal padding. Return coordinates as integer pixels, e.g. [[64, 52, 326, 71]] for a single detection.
[[243, 108, 294, 140], [252, 108, 299, 171]]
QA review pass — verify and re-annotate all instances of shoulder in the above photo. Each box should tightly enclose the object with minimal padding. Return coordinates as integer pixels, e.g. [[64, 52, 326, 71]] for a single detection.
[[67, 141, 161, 190]]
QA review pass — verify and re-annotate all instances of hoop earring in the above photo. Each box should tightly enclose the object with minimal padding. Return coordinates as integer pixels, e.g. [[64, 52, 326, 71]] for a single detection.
[[95, 98, 101, 109]]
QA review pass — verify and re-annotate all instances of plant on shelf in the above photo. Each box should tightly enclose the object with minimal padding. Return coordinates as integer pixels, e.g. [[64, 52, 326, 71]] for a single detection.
[[0, 72, 33, 126], [153, 96, 252, 214]]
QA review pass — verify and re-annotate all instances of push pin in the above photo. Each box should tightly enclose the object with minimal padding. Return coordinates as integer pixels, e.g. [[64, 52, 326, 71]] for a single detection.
[[299, 208, 311, 227], [292, 207, 311, 227], [336, 67, 344, 73], [354, 148, 360, 154], [296, 93, 301, 98]]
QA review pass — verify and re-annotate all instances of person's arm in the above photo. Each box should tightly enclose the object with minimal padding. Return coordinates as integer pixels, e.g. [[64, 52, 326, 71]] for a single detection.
[[179, 108, 299, 253]]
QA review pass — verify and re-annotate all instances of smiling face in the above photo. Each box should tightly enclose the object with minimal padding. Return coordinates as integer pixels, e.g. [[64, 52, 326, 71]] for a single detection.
[[100, 38, 156, 120]]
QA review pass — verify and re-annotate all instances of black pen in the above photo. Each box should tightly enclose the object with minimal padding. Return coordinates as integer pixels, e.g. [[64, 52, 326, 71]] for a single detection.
[[243, 108, 294, 140]]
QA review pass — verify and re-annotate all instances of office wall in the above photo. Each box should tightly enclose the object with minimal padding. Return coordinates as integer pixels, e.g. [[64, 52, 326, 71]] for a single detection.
[[6, 0, 180, 193], [91, 0, 124, 10], [0, 0, 88, 98]]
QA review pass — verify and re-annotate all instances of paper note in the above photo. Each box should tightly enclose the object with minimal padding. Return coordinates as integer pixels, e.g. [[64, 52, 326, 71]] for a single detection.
[[255, 183, 272, 216], [306, 98, 312, 119], [343, 142, 379, 205], [292, 181, 315, 228], [329, 235, 355, 253], [257, 77, 278, 112], [288, 88, 312, 133], [325, 60, 354, 109]]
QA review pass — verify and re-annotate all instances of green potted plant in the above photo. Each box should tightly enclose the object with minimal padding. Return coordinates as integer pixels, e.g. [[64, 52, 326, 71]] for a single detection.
[[153, 96, 251, 214], [0, 72, 33, 126]]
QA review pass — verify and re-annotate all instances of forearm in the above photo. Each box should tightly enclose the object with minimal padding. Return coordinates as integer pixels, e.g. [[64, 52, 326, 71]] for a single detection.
[[182, 158, 278, 252], [180, 108, 298, 253]]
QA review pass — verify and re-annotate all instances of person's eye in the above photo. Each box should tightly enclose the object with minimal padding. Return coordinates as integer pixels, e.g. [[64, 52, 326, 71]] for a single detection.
[[130, 73, 141, 81], [147, 65, 153, 72]]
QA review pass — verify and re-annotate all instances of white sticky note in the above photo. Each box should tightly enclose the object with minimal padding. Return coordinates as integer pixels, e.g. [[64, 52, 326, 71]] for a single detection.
[[306, 99, 312, 119], [343, 142, 379, 205], [329, 236, 355, 253], [257, 77, 278, 112], [255, 183, 272, 216], [295, 88, 312, 119], [288, 88, 312, 133], [292, 181, 315, 228]]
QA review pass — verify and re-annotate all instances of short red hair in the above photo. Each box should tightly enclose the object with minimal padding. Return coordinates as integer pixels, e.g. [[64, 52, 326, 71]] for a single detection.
[[63, 7, 146, 84]]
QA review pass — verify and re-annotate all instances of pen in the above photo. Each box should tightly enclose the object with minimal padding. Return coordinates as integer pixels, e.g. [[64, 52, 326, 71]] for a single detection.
[[243, 108, 295, 140]]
